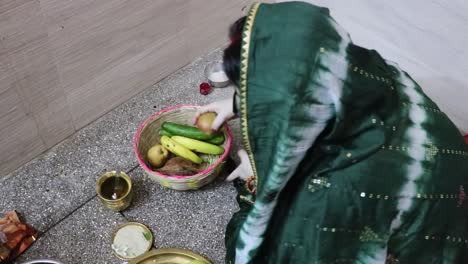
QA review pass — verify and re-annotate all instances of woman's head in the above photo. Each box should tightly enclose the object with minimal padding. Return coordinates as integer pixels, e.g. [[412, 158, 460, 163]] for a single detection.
[[223, 16, 246, 86]]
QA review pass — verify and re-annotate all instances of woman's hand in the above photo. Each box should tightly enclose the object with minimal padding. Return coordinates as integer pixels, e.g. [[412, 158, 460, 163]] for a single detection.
[[193, 98, 235, 131], [226, 149, 254, 181]]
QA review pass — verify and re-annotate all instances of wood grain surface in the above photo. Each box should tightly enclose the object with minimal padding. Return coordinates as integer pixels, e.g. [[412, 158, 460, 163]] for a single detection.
[[0, 0, 259, 176]]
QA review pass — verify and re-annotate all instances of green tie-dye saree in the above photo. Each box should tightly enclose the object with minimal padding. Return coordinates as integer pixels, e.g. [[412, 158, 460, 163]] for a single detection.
[[225, 2, 468, 264]]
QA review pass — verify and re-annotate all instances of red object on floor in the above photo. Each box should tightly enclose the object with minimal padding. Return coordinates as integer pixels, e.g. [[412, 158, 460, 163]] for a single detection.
[[199, 82, 212, 95], [464, 135, 468, 144]]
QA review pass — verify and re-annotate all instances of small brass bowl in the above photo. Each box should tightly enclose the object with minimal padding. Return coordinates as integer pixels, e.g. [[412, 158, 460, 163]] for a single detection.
[[96, 171, 133, 211]]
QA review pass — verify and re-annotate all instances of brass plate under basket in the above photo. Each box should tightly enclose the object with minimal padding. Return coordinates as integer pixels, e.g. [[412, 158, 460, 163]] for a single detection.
[[129, 248, 212, 264]]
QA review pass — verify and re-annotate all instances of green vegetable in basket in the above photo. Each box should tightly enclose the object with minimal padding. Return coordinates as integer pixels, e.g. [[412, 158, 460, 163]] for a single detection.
[[206, 133, 225, 145], [162, 122, 216, 141], [158, 129, 173, 137], [159, 127, 224, 145]]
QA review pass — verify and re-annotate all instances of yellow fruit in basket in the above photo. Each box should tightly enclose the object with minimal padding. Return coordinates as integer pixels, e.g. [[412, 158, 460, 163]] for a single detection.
[[147, 144, 169, 168], [171, 136, 224, 155], [196, 112, 217, 135], [160, 136, 203, 164]]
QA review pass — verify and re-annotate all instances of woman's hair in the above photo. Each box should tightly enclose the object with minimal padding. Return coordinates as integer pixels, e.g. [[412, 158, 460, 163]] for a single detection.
[[223, 16, 246, 86]]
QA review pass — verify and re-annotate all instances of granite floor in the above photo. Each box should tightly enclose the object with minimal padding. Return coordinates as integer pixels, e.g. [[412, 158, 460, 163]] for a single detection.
[[1, 49, 243, 264]]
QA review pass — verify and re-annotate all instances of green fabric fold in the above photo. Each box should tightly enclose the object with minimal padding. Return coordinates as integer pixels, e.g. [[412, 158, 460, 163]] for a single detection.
[[226, 2, 468, 263]]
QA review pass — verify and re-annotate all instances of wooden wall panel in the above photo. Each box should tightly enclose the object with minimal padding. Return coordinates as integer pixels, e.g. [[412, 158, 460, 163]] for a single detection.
[[0, 0, 30, 15], [42, 0, 189, 129], [0, 86, 47, 176], [0, 46, 15, 95], [0, 0, 271, 176], [187, 0, 253, 61], [0, 0, 74, 147], [0, 112, 46, 176], [67, 31, 189, 128], [0, 0, 71, 176], [0, 87, 28, 138]]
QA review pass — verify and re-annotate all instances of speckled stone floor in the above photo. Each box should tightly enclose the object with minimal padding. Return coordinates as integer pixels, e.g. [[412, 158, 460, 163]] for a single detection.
[[1, 49, 242, 264]]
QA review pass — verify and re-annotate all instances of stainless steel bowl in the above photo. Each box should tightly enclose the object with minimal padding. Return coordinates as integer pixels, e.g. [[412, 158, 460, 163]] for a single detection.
[[19, 259, 64, 264], [204, 61, 230, 88]]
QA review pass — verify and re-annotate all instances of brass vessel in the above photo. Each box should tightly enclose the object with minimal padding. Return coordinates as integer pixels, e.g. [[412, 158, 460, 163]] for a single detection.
[[96, 171, 133, 211]]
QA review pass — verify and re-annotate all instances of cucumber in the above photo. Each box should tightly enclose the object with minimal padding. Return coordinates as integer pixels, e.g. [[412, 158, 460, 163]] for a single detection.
[[161, 122, 225, 144], [158, 128, 173, 137], [162, 122, 216, 140], [207, 133, 225, 145]]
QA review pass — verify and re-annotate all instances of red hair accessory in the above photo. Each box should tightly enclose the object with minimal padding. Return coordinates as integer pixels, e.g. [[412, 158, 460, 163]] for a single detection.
[[230, 35, 242, 44]]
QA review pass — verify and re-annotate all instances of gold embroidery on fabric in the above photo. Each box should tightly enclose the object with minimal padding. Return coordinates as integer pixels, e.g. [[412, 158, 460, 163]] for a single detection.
[[239, 3, 260, 189], [380, 143, 467, 157], [348, 63, 391, 85], [308, 177, 331, 192], [359, 226, 386, 243], [402, 101, 443, 114], [240, 195, 254, 205], [426, 142, 439, 161], [424, 234, 468, 245], [317, 225, 387, 243], [318, 225, 468, 250], [359, 191, 459, 200], [308, 176, 463, 201], [316, 225, 360, 234]]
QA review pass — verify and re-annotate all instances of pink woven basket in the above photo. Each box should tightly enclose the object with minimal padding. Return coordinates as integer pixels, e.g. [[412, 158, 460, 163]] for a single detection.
[[133, 105, 232, 190]]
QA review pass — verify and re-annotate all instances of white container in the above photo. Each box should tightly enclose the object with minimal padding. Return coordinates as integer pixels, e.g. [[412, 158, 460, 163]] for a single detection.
[[204, 61, 230, 88]]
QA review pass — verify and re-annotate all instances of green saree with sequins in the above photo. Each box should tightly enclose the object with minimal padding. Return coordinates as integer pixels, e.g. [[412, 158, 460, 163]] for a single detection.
[[225, 2, 468, 264]]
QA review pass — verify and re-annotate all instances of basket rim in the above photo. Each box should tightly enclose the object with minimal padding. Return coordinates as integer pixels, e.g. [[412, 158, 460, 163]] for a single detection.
[[133, 104, 233, 179]]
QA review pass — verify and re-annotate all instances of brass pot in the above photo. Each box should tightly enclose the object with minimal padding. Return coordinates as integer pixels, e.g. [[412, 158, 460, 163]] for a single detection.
[[96, 171, 133, 211]]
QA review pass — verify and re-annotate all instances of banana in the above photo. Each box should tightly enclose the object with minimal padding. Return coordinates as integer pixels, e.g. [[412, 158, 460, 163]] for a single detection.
[[160, 136, 202, 164], [171, 136, 225, 155]]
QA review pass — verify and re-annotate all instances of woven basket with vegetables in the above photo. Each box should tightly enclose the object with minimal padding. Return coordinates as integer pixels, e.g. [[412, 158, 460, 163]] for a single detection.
[[133, 105, 232, 190]]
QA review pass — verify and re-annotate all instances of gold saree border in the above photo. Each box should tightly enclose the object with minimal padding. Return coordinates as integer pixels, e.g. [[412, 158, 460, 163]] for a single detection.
[[240, 2, 260, 191]]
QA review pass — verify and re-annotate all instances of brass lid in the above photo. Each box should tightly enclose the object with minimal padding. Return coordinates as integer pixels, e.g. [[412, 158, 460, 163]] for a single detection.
[[129, 248, 212, 264], [111, 222, 153, 260]]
